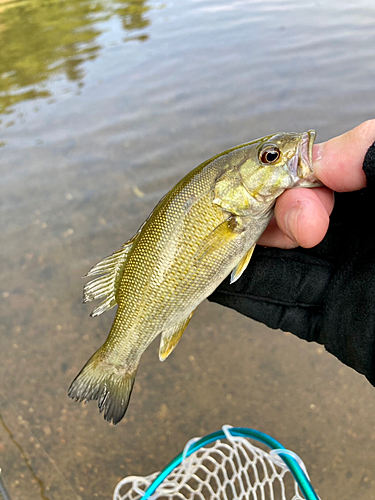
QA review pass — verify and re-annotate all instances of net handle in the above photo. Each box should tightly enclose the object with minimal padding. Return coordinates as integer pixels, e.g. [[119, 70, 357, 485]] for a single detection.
[[0, 469, 11, 500], [140, 427, 319, 500]]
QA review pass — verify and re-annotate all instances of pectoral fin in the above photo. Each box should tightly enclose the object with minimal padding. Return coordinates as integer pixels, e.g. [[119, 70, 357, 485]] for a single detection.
[[83, 234, 137, 317], [230, 244, 255, 284], [159, 311, 195, 361], [196, 217, 242, 263]]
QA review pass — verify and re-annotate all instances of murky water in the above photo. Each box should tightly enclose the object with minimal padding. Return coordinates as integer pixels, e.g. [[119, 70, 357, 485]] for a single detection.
[[1, 0, 375, 498]]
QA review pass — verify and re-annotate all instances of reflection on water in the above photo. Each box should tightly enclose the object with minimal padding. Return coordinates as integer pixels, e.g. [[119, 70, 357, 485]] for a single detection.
[[117, 0, 151, 32], [0, 0, 151, 119]]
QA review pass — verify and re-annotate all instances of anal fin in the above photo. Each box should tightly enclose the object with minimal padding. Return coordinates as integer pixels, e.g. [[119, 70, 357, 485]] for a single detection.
[[159, 311, 195, 361], [230, 244, 255, 284]]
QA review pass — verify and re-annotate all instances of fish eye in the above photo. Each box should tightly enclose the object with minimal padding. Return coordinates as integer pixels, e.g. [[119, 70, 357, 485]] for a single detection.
[[259, 146, 281, 165]]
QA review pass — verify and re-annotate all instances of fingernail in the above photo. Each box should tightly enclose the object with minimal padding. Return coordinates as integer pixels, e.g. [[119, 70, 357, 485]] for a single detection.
[[284, 205, 302, 243], [312, 142, 326, 176]]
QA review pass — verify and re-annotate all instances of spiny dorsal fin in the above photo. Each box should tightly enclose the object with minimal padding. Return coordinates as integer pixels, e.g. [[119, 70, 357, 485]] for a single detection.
[[230, 244, 255, 284], [83, 235, 137, 317], [159, 311, 195, 361]]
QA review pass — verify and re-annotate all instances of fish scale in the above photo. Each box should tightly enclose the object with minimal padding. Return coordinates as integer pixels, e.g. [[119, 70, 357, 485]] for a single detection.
[[68, 130, 320, 424]]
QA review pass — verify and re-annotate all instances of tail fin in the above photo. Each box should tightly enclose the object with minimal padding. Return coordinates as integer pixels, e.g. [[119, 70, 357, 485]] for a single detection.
[[68, 348, 138, 425]]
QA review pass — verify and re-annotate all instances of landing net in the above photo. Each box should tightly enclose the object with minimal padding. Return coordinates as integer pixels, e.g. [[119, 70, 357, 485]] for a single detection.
[[113, 425, 319, 500]]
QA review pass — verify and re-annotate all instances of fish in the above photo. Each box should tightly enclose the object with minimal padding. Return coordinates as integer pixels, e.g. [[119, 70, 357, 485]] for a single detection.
[[68, 130, 320, 424]]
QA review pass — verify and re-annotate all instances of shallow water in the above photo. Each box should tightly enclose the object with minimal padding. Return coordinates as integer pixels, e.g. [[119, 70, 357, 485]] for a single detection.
[[1, 0, 375, 498]]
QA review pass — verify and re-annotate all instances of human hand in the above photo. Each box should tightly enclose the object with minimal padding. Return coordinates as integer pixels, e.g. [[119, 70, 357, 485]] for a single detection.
[[258, 119, 375, 248], [209, 120, 375, 385]]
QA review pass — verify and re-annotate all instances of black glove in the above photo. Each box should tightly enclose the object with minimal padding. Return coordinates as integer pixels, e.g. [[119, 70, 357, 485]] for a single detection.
[[208, 141, 375, 385]]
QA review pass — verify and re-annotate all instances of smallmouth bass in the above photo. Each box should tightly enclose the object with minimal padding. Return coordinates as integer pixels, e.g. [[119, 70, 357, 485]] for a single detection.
[[68, 131, 320, 424]]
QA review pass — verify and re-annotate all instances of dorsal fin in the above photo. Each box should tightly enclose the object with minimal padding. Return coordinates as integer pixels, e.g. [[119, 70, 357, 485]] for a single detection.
[[230, 244, 255, 284], [159, 311, 195, 361], [83, 235, 137, 317]]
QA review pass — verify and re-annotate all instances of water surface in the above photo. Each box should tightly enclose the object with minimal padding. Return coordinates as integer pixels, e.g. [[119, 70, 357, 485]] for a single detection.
[[1, 0, 375, 499]]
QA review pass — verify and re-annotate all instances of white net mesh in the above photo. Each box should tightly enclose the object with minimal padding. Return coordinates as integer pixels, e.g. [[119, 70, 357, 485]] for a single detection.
[[114, 426, 309, 500]]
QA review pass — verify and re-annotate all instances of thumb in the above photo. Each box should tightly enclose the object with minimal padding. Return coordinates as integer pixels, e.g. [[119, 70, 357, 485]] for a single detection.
[[313, 119, 375, 192]]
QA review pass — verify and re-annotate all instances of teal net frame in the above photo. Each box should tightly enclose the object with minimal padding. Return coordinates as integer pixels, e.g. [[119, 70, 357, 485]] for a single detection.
[[138, 427, 319, 500]]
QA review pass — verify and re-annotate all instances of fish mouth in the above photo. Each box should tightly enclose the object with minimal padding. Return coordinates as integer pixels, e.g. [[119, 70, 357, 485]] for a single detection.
[[288, 130, 321, 187]]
